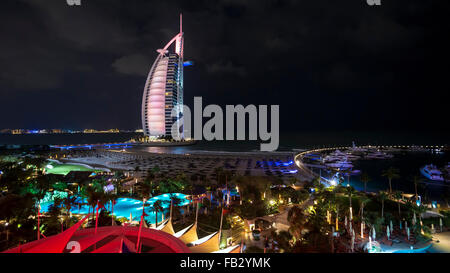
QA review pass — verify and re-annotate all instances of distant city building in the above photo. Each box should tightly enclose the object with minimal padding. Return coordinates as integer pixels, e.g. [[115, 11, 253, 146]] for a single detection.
[[83, 129, 120, 133], [142, 15, 184, 139]]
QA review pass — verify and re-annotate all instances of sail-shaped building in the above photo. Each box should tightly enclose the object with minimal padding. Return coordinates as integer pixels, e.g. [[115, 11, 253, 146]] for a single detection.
[[142, 15, 184, 139]]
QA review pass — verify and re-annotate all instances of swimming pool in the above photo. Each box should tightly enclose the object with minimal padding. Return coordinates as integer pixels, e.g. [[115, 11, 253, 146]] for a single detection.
[[40, 193, 191, 224], [391, 244, 433, 253]]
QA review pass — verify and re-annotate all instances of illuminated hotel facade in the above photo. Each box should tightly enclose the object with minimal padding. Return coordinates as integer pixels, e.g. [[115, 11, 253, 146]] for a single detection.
[[142, 15, 184, 139]]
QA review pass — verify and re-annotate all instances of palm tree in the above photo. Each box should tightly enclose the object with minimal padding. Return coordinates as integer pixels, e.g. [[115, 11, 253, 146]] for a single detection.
[[341, 169, 352, 186], [358, 194, 371, 221], [345, 186, 356, 208], [287, 205, 307, 242], [136, 180, 153, 202], [84, 186, 107, 224], [360, 172, 370, 193], [393, 191, 403, 218], [382, 167, 400, 194], [62, 194, 79, 227], [378, 191, 388, 219], [153, 200, 163, 227]]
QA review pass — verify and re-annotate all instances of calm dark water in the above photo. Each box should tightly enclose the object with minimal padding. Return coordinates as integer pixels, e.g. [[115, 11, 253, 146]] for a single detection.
[[314, 151, 450, 201], [0, 133, 141, 146], [1, 131, 447, 152]]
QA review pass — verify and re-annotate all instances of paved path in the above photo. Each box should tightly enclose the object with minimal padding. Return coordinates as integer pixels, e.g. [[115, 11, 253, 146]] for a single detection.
[[429, 232, 450, 253]]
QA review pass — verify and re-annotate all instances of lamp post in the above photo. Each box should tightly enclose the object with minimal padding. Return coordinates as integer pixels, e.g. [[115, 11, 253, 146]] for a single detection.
[[37, 204, 41, 240], [5, 222, 9, 241]]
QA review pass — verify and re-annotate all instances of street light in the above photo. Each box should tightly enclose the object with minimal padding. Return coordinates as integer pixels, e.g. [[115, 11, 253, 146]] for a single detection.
[[5, 222, 9, 241]]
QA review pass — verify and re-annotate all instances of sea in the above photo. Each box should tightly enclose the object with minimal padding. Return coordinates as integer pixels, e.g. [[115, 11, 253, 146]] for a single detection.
[[0, 130, 448, 152]]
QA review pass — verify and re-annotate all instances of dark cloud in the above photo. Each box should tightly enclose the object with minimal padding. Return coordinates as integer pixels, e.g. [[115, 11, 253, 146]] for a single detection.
[[0, 0, 448, 133], [112, 54, 151, 76], [206, 61, 247, 77]]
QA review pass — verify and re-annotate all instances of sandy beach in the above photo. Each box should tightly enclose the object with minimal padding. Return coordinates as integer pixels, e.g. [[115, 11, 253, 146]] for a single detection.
[[58, 148, 314, 184]]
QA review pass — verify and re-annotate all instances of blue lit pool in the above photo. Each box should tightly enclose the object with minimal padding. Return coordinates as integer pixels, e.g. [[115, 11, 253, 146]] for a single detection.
[[40, 193, 191, 224], [391, 244, 433, 253]]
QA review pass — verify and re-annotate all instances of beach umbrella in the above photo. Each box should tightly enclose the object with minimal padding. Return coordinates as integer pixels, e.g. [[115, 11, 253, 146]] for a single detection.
[[386, 226, 390, 240], [440, 218, 443, 232], [372, 226, 376, 240], [407, 227, 410, 240], [351, 230, 355, 252]]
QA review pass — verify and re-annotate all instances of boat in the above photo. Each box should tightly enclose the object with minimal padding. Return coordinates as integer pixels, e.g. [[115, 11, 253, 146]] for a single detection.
[[365, 150, 393, 159], [326, 159, 354, 169], [323, 150, 360, 162], [420, 165, 445, 181]]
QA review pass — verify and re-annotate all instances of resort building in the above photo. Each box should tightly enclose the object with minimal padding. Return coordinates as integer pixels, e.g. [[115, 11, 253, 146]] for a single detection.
[[141, 15, 184, 139]]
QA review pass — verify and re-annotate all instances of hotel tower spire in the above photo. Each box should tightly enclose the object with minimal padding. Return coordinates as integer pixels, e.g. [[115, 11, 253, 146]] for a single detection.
[[141, 15, 184, 139]]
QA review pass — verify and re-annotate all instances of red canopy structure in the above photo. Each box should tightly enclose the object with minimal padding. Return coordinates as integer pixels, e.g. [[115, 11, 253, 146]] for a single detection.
[[3, 218, 190, 253]]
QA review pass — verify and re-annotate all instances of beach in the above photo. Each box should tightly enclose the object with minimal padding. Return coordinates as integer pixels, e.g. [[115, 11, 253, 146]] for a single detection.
[[58, 148, 314, 184]]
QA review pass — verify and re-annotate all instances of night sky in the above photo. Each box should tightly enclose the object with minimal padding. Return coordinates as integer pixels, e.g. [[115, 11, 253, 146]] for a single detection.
[[1, 0, 449, 134]]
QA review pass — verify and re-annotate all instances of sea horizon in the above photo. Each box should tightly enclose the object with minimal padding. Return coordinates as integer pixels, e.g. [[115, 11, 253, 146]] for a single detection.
[[0, 130, 448, 152]]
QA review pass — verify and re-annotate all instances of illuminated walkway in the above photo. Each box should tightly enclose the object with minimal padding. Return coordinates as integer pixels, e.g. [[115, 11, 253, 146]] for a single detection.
[[429, 232, 450, 253]]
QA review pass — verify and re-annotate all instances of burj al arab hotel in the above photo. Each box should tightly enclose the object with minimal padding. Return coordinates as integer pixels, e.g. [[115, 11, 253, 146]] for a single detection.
[[142, 15, 185, 139]]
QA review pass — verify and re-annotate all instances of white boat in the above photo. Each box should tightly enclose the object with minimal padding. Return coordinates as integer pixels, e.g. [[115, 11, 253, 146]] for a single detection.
[[326, 159, 354, 169], [324, 149, 360, 162], [420, 165, 445, 181], [365, 150, 393, 159]]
